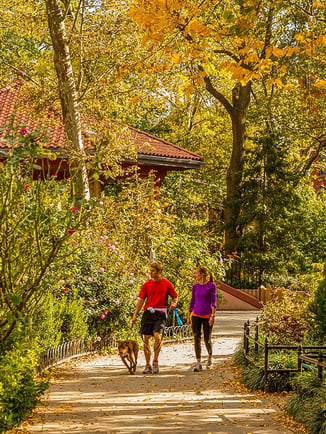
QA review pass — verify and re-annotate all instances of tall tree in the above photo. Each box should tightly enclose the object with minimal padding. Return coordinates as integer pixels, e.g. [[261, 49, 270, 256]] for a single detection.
[[129, 0, 326, 254], [45, 0, 90, 202]]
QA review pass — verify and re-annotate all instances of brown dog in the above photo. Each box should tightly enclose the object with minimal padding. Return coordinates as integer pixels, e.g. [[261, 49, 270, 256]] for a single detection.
[[118, 339, 138, 374]]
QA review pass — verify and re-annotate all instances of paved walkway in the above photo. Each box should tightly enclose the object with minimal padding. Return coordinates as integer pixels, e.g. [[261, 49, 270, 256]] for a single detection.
[[17, 311, 307, 434]]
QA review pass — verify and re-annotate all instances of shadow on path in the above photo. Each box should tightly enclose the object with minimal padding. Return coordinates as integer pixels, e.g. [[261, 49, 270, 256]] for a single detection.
[[16, 311, 307, 434]]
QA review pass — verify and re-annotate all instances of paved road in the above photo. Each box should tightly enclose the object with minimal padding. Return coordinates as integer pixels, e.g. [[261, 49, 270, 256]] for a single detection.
[[17, 311, 307, 434]]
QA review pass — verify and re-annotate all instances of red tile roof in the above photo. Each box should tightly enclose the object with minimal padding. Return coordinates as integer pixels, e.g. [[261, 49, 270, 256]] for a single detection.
[[0, 80, 203, 165]]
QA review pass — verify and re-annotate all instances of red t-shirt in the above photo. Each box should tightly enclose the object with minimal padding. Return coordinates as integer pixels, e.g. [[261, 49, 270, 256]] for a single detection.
[[138, 278, 178, 311]]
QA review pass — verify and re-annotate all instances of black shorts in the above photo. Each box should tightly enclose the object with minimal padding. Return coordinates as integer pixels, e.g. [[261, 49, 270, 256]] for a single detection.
[[140, 310, 166, 336]]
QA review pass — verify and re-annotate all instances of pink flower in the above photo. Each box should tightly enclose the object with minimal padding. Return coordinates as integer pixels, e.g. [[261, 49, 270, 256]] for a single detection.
[[104, 310, 108, 315], [129, 280, 134, 285], [63, 286, 69, 292], [129, 272, 134, 277], [96, 336, 102, 341], [71, 206, 78, 212], [68, 229, 74, 235], [20, 128, 27, 135], [119, 255, 125, 260], [107, 244, 115, 250], [115, 300, 120, 305], [66, 176, 71, 180], [88, 277, 93, 282], [52, 171, 57, 177], [101, 313, 105, 319], [99, 267, 105, 273]]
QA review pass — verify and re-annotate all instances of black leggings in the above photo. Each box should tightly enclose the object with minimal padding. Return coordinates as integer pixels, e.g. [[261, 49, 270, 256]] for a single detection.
[[191, 316, 213, 360]]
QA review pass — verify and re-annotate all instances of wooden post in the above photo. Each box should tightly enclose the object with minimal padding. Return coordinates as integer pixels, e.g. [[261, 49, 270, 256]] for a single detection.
[[298, 345, 303, 373], [318, 351, 323, 381]]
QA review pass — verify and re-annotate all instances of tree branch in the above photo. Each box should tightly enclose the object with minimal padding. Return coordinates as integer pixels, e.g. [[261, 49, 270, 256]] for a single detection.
[[198, 65, 233, 116]]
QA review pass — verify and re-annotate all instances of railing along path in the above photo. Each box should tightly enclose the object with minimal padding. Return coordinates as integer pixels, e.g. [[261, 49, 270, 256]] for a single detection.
[[38, 324, 192, 372], [243, 317, 326, 391]]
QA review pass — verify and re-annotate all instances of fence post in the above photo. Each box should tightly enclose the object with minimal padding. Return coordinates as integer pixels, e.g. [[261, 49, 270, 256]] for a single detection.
[[298, 345, 303, 373], [255, 316, 259, 353], [297, 345, 303, 373], [244, 320, 250, 357], [318, 351, 323, 381], [264, 337, 269, 392], [243, 321, 248, 360]]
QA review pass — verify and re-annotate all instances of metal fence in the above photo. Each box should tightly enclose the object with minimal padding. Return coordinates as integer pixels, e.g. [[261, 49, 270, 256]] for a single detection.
[[243, 318, 326, 391], [163, 324, 192, 343], [38, 324, 192, 372]]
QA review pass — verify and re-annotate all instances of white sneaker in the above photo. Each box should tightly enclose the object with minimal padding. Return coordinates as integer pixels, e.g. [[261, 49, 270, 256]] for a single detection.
[[143, 364, 152, 374], [193, 362, 202, 372], [153, 361, 159, 374], [206, 358, 212, 369]]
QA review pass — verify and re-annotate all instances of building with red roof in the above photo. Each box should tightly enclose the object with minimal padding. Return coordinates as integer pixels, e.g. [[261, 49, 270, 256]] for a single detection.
[[0, 79, 204, 195]]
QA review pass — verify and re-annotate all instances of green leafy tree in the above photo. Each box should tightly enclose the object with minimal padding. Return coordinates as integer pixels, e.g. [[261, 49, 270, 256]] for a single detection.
[[129, 0, 326, 254]]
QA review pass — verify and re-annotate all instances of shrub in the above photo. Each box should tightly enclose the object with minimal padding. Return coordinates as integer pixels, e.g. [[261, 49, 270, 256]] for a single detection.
[[233, 346, 296, 392], [287, 372, 326, 434], [259, 289, 312, 344], [0, 347, 48, 433], [32, 288, 89, 351], [309, 264, 326, 343]]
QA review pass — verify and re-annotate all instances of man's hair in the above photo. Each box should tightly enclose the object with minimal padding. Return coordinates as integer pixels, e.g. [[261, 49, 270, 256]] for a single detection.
[[151, 261, 163, 272]]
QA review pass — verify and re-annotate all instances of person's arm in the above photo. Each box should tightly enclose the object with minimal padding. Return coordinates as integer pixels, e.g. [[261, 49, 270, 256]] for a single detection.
[[131, 298, 145, 324], [168, 296, 179, 312], [187, 286, 195, 325], [168, 285, 179, 312], [209, 283, 217, 325]]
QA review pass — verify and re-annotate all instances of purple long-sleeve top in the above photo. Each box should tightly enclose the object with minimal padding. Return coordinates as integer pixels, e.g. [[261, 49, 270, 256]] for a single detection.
[[188, 281, 217, 316]]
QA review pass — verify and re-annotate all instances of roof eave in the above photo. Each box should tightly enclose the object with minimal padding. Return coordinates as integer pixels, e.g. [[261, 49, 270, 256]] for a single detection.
[[132, 154, 204, 170], [0, 147, 205, 170]]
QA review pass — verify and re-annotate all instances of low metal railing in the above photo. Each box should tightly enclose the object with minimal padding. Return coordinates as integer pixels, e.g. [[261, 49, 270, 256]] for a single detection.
[[163, 324, 192, 343], [38, 324, 192, 372], [38, 339, 89, 372]]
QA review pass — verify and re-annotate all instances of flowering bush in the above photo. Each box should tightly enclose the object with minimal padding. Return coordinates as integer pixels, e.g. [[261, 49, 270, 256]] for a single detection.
[[0, 127, 91, 351], [259, 289, 313, 344], [43, 175, 226, 339]]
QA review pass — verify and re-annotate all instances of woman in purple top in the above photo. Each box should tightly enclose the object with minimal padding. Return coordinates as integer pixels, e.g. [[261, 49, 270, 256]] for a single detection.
[[187, 265, 217, 372]]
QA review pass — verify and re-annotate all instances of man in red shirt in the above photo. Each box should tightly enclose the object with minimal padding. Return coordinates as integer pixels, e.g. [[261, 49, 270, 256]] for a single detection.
[[131, 262, 178, 374]]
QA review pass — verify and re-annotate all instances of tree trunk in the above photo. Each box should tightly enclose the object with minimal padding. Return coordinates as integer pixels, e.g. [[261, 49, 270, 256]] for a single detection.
[[224, 82, 251, 255], [45, 0, 90, 202]]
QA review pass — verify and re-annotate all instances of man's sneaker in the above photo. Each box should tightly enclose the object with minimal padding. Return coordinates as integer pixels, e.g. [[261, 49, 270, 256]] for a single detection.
[[153, 361, 159, 374], [143, 364, 152, 374], [193, 362, 202, 372], [206, 358, 212, 370]]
